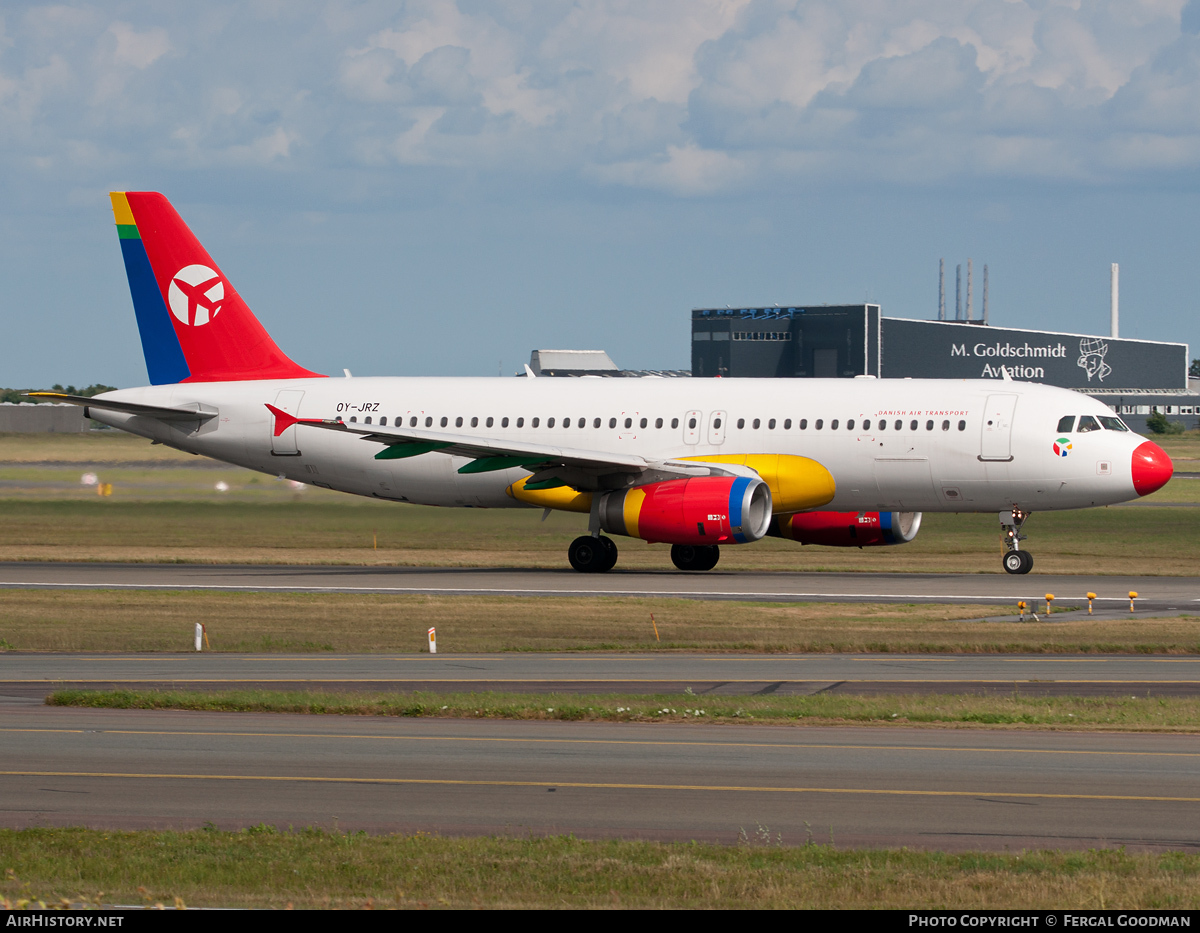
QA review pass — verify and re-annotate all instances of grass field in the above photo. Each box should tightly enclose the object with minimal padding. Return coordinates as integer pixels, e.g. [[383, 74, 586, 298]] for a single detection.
[[47, 688, 1200, 731], [2, 430, 1198, 573], [3, 829, 1198, 909], [1, 498, 1198, 574], [4, 589, 1199, 653]]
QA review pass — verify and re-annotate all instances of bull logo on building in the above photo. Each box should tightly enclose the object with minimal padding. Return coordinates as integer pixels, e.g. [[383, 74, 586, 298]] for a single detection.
[[1077, 338, 1112, 382]]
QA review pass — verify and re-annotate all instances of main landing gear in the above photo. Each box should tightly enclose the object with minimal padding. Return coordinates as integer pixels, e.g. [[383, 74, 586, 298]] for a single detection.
[[1000, 508, 1033, 574], [670, 544, 720, 571], [568, 535, 618, 573]]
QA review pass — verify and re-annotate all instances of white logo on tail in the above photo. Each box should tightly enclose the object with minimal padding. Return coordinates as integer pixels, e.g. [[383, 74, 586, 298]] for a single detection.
[[167, 264, 224, 326]]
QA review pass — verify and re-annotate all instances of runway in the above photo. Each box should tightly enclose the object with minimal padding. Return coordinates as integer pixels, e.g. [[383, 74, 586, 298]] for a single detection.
[[3, 652, 1200, 698], [3, 704, 1198, 850], [4, 562, 1200, 610]]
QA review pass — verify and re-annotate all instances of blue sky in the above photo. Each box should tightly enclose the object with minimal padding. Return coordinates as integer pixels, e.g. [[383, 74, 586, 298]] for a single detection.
[[2, 0, 1199, 387]]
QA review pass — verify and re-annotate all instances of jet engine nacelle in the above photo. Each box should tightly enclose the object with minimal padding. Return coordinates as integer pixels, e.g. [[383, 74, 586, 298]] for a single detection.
[[770, 510, 922, 547], [599, 475, 773, 545]]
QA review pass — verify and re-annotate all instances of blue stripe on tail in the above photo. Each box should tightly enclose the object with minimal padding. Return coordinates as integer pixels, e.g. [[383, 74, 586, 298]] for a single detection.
[[119, 238, 189, 385]]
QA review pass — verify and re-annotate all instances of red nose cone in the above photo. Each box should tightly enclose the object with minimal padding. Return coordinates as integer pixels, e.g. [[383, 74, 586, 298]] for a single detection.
[[1132, 441, 1173, 496]]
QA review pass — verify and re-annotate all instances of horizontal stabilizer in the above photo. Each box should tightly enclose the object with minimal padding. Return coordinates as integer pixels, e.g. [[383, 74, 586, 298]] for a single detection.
[[27, 392, 217, 422]]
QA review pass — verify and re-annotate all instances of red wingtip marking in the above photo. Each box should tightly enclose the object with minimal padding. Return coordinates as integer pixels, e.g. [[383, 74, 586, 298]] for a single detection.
[[265, 403, 299, 437]]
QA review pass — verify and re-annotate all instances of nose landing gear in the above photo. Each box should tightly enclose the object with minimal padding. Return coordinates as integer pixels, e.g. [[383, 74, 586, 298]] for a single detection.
[[1000, 508, 1033, 574]]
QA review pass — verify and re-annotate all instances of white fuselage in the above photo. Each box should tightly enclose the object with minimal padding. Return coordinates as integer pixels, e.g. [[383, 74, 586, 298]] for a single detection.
[[88, 376, 1148, 514]]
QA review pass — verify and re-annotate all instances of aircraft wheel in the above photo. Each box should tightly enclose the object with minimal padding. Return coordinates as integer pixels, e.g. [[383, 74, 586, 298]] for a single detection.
[[598, 536, 618, 572], [671, 544, 720, 571], [1003, 550, 1033, 575], [569, 535, 608, 573]]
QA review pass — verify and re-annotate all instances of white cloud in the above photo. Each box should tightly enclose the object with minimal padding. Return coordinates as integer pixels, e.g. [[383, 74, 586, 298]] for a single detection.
[[107, 22, 169, 70], [2, 1, 1200, 196]]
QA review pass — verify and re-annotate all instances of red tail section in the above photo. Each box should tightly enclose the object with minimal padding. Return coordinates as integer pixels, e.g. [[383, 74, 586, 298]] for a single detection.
[[120, 192, 322, 383]]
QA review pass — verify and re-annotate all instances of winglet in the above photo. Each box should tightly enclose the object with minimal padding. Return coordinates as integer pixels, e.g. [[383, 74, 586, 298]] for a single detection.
[[265, 403, 301, 437]]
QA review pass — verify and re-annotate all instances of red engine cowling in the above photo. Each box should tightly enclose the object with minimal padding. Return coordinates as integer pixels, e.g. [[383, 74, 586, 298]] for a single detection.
[[599, 475, 773, 545], [771, 511, 922, 547]]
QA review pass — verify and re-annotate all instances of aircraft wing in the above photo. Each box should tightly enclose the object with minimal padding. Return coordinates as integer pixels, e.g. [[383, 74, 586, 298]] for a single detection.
[[28, 392, 218, 422], [266, 404, 746, 488]]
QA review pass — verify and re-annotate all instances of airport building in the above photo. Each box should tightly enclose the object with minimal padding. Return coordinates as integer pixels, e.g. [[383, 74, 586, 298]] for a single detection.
[[690, 305, 1196, 432]]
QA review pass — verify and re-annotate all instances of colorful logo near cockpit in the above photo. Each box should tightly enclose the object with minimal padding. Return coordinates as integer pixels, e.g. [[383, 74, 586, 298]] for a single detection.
[[1053, 437, 1072, 457]]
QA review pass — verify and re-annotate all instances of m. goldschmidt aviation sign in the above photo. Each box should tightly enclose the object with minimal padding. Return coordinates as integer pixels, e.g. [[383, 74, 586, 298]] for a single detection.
[[880, 319, 1188, 390]]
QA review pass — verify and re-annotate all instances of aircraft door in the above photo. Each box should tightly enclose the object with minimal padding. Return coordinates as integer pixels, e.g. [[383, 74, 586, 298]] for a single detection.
[[683, 410, 702, 445], [979, 394, 1017, 462], [708, 410, 727, 446], [271, 389, 304, 456]]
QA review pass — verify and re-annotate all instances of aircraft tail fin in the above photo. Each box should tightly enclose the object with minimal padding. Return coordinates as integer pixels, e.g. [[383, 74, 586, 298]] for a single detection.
[[110, 192, 323, 384]]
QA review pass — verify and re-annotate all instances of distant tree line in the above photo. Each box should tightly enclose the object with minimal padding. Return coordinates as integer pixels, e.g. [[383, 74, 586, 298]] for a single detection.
[[1190, 359, 1200, 379], [0, 384, 117, 404]]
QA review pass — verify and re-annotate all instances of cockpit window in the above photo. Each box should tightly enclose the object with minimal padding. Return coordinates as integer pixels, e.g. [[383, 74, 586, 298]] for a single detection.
[[1077, 415, 1101, 433], [1099, 416, 1129, 431], [1056, 416, 1075, 433]]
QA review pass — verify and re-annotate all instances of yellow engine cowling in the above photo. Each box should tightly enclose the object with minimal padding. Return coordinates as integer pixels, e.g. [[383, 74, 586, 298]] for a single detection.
[[682, 454, 835, 513], [506, 476, 593, 512]]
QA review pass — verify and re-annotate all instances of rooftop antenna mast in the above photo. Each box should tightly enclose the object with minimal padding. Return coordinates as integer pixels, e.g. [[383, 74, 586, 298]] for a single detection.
[[938, 259, 945, 320], [955, 264, 962, 320], [966, 258, 973, 321], [1110, 263, 1119, 338], [982, 264, 989, 325]]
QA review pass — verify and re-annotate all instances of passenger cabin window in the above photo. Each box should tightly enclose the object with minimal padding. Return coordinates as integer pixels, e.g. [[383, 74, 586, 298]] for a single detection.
[[624, 418, 632, 429], [768, 418, 776, 429], [752, 418, 760, 429], [532, 418, 539, 428], [486, 417, 494, 428], [609, 418, 617, 429], [364, 417, 372, 424], [1077, 415, 1101, 433], [957, 420, 966, 431], [895, 420, 903, 431], [815, 419, 823, 430], [655, 418, 663, 429], [713, 417, 722, 429], [831, 419, 839, 430], [380, 417, 387, 426], [1057, 416, 1076, 433], [425, 417, 433, 427], [500, 417, 508, 428], [783, 419, 791, 429], [925, 420, 933, 430], [516, 417, 524, 427], [640, 418, 648, 429], [737, 418, 745, 429], [410, 417, 418, 427], [349, 416, 357, 423], [846, 419, 854, 430], [578, 418, 585, 428], [671, 418, 679, 429], [455, 416, 463, 427], [1099, 416, 1129, 431], [941, 420, 950, 431], [471, 417, 478, 427], [547, 418, 556, 428], [593, 418, 601, 428], [799, 419, 807, 429], [440, 417, 448, 427]]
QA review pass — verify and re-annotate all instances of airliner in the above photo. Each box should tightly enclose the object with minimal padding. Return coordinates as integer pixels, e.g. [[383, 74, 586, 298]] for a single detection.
[[34, 192, 1174, 574]]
